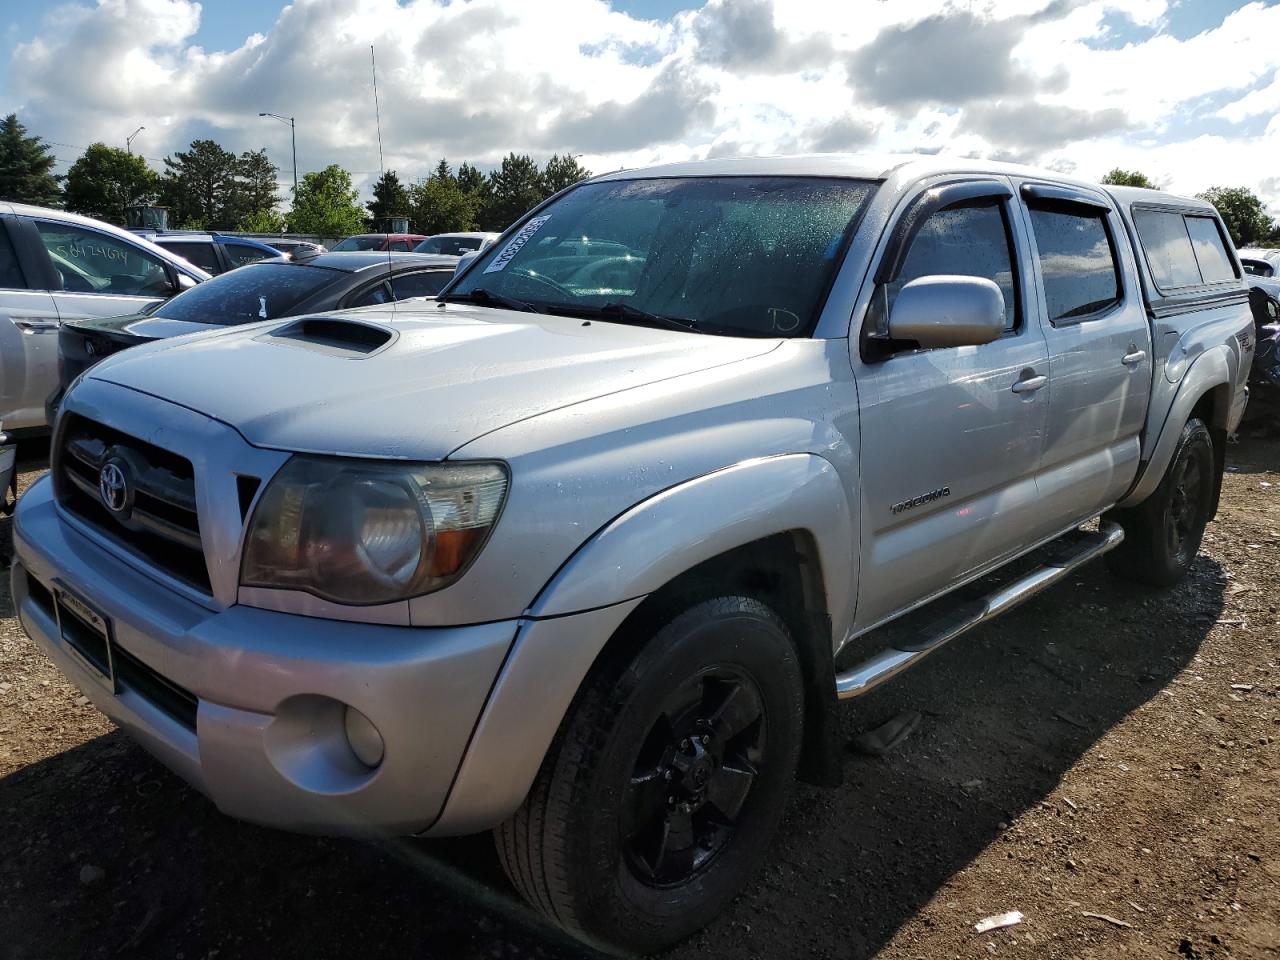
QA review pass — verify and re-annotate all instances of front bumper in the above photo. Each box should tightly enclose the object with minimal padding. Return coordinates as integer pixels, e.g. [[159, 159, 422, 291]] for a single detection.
[[13, 476, 518, 836]]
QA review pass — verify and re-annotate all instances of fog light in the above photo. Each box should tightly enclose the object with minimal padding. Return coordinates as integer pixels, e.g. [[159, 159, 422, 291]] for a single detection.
[[343, 706, 385, 768]]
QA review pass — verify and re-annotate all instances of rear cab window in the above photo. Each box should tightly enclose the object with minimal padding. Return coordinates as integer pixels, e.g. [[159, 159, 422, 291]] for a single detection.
[[1132, 207, 1239, 293]]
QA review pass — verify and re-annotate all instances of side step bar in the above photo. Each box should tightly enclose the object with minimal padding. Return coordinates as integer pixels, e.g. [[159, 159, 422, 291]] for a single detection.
[[834, 522, 1124, 700]]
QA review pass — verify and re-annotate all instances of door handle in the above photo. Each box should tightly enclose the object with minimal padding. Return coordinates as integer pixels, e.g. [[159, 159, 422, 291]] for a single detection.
[[11, 318, 61, 334], [1011, 375, 1048, 394], [1122, 349, 1146, 366]]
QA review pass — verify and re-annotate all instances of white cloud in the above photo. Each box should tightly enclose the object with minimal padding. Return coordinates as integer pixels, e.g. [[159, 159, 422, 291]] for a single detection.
[[7, 0, 1280, 214]]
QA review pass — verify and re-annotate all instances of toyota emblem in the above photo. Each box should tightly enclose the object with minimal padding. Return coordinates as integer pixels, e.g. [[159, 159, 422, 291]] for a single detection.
[[98, 461, 129, 515]]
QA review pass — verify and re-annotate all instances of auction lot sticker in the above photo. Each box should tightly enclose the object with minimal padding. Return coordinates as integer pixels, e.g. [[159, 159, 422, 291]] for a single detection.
[[484, 215, 552, 273]]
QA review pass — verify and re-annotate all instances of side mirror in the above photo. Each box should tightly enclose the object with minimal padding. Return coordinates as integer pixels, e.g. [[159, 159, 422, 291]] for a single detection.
[[455, 250, 481, 275], [888, 275, 1006, 348], [170, 273, 198, 297]]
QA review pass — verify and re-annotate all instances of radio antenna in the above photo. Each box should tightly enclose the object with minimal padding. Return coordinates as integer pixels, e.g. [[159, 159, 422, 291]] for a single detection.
[[371, 44, 396, 315]]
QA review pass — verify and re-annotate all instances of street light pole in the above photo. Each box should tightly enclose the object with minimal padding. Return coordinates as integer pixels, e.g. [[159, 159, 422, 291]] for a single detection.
[[258, 112, 298, 196], [126, 126, 145, 155]]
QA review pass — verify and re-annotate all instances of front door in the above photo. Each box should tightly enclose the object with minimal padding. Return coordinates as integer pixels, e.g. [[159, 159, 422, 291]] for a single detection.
[[853, 178, 1050, 631], [1015, 181, 1151, 525]]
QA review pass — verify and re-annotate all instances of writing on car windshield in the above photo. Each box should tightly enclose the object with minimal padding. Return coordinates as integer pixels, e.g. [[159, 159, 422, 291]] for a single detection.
[[448, 176, 876, 337], [154, 263, 337, 325]]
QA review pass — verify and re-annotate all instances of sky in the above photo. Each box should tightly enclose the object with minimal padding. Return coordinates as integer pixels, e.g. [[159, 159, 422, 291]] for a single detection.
[[4, 0, 1280, 211]]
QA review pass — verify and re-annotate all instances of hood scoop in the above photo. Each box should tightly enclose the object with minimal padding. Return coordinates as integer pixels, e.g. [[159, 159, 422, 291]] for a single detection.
[[259, 316, 395, 358]]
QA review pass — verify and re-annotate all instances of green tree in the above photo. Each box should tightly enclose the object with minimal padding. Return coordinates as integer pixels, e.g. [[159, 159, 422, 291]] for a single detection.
[[1100, 168, 1155, 189], [63, 143, 160, 225], [409, 175, 480, 234], [289, 164, 366, 237], [484, 153, 544, 230], [542, 153, 591, 195], [230, 148, 280, 227], [1196, 186, 1275, 246], [432, 158, 454, 186], [456, 161, 486, 196], [160, 139, 240, 228], [239, 207, 287, 234], [366, 170, 412, 228], [0, 113, 61, 206]]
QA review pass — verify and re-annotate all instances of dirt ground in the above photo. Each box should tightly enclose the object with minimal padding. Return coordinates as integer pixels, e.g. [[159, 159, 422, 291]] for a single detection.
[[1, 436, 1277, 960]]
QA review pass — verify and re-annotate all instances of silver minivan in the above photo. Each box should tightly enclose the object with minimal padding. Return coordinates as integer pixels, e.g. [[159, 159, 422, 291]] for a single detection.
[[0, 202, 209, 433]]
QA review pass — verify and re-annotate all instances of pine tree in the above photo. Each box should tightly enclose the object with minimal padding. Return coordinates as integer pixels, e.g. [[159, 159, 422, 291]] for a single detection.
[[542, 154, 591, 195], [0, 113, 61, 207], [484, 153, 544, 231], [367, 170, 412, 229], [160, 139, 239, 229], [231, 149, 281, 229]]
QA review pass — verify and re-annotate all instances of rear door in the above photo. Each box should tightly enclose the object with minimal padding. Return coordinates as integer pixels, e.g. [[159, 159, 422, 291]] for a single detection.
[[1015, 182, 1151, 523], [0, 216, 60, 430], [158, 239, 224, 275], [854, 177, 1050, 628]]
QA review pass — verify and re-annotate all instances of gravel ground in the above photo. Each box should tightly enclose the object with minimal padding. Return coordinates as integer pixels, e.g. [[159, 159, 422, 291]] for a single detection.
[[1, 435, 1276, 959]]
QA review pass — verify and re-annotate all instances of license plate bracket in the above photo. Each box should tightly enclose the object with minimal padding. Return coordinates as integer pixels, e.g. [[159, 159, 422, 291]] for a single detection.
[[53, 583, 116, 692]]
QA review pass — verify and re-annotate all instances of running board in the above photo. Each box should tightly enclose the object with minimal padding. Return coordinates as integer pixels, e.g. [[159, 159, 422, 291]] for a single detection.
[[834, 522, 1124, 701]]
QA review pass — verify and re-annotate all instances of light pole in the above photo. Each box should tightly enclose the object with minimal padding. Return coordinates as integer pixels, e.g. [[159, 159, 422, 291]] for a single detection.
[[126, 126, 145, 155], [258, 112, 298, 196]]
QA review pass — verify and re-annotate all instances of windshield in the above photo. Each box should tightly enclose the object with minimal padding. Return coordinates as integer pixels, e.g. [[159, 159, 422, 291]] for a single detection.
[[448, 176, 876, 337], [154, 262, 341, 325], [415, 236, 483, 255], [332, 236, 384, 251]]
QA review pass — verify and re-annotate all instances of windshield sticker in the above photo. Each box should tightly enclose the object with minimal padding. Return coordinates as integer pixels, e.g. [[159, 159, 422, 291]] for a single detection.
[[259, 296, 268, 319], [484, 215, 552, 274]]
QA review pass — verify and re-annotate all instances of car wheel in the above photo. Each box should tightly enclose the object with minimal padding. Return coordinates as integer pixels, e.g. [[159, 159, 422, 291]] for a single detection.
[[494, 596, 804, 954], [1105, 417, 1215, 587]]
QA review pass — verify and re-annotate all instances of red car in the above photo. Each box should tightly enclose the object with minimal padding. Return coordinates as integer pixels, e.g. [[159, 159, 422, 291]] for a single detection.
[[330, 233, 428, 252]]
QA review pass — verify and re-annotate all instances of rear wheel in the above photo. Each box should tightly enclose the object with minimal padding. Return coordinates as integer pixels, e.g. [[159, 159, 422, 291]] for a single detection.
[[494, 596, 804, 954], [1105, 417, 1215, 587]]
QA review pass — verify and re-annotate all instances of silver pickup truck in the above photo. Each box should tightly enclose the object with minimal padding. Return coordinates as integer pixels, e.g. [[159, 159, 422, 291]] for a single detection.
[[13, 155, 1253, 953]]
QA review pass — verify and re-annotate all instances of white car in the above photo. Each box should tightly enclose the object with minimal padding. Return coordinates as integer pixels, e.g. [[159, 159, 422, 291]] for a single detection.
[[0, 203, 208, 433]]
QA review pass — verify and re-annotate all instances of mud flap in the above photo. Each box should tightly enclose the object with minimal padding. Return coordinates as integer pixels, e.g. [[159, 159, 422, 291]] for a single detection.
[[795, 610, 843, 788]]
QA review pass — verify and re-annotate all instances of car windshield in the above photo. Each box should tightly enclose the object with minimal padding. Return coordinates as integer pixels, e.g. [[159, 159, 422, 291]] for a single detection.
[[415, 236, 483, 255], [447, 176, 877, 337], [153, 262, 341, 325], [332, 236, 384, 251]]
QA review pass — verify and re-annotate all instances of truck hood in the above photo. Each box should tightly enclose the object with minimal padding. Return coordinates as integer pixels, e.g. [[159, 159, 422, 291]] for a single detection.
[[86, 303, 781, 459]]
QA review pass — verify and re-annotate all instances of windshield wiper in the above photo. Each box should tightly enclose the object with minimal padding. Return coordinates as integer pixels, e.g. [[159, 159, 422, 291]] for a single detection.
[[590, 302, 700, 333], [440, 287, 542, 313]]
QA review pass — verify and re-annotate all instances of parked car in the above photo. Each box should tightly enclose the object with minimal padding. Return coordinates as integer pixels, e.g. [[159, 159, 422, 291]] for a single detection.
[[51, 252, 459, 414], [257, 237, 327, 259], [13, 156, 1253, 954], [1237, 246, 1280, 277], [412, 232, 500, 256], [132, 231, 283, 275], [331, 233, 427, 252], [0, 202, 209, 433]]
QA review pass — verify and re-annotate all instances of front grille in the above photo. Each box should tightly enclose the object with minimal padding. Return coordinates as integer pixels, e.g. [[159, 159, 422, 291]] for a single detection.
[[55, 415, 211, 593], [111, 643, 199, 731]]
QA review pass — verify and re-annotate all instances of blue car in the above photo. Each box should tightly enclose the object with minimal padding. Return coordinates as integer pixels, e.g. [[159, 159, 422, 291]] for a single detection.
[[130, 231, 283, 275]]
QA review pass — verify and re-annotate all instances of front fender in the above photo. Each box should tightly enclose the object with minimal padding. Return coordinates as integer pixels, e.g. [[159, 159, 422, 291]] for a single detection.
[[1120, 346, 1233, 508], [529, 452, 856, 634]]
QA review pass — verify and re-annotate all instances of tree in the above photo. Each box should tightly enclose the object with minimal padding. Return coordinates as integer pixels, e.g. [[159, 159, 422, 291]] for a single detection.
[[239, 207, 287, 234], [484, 153, 545, 230], [160, 139, 240, 229], [1101, 168, 1155, 189], [288, 164, 366, 237], [542, 153, 591, 195], [1196, 186, 1275, 247], [0, 113, 61, 206], [409, 176, 480, 234], [63, 143, 159, 225], [432, 158, 454, 186], [367, 170, 412, 228], [456, 161, 486, 196], [231, 149, 280, 228]]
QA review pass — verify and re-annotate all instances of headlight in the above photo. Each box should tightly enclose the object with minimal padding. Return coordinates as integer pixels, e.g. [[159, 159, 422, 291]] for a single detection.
[[241, 457, 508, 605]]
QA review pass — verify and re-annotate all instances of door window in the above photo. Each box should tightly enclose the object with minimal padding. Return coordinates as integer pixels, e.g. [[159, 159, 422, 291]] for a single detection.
[[1027, 206, 1121, 322], [224, 242, 275, 268], [35, 221, 173, 297], [348, 281, 392, 307], [390, 270, 451, 300], [161, 240, 222, 275], [0, 226, 26, 289], [886, 202, 1018, 331]]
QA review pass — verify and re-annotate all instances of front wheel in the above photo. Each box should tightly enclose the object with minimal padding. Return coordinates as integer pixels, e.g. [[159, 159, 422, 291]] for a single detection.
[[1105, 417, 1215, 586], [494, 596, 804, 954]]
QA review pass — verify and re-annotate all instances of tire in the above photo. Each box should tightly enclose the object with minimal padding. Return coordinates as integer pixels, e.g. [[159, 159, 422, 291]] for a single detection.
[[1105, 417, 1215, 587], [494, 596, 805, 954]]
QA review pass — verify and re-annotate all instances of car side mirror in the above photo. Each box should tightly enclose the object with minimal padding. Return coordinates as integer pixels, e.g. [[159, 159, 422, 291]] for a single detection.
[[170, 273, 198, 297], [887, 275, 1006, 348], [455, 250, 481, 275]]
